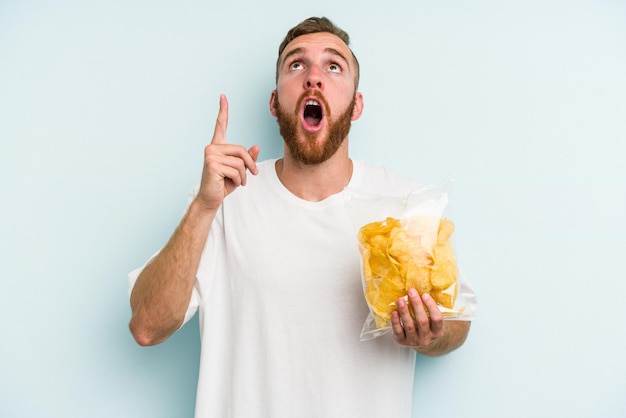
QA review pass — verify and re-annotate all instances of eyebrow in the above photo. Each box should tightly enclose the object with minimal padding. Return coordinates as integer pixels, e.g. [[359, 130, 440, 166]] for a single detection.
[[280, 46, 351, 70], [324, 47, 350, 68]]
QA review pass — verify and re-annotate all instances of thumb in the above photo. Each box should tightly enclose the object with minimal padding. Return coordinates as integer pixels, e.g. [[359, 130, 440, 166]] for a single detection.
[[247, 145, 261, 176], [248, 145, 261, 162]]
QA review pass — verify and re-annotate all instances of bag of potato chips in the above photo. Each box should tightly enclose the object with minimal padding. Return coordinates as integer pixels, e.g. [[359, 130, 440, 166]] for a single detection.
[[345, 180, 477, 340]]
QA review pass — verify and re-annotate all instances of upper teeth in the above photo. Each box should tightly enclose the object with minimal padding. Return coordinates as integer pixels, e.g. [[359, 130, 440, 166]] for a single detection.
[[306, 100, 320, 106]]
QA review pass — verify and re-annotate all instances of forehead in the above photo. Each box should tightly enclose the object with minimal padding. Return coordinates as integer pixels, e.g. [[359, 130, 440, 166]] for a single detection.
[[279, 32, 354, 66]]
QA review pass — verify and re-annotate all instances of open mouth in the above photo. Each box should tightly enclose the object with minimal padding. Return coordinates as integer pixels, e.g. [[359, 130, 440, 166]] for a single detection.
[[303, 99, 323, 128]]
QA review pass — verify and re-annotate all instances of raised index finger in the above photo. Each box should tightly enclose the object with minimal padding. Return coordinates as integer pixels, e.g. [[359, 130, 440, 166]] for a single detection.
[[211, 94, 228, 144]]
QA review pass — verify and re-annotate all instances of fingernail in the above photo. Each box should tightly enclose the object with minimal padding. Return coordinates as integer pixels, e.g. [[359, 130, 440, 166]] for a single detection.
[[408, 288, 417, 297]]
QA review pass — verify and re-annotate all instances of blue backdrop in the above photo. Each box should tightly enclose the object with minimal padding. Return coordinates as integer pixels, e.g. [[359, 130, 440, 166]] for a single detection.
[[1, 1, 625, 416]]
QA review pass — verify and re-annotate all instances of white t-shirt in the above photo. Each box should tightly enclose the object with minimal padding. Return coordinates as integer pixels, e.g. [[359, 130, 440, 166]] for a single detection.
[[129, 159, 449, 417]]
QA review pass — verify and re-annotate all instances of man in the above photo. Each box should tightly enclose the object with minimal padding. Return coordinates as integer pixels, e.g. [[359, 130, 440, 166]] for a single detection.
[[129, 16, 472, 417]]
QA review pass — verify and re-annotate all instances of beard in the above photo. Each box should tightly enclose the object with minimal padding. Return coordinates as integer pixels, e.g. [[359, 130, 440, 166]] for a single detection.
[[274, 91, 355, 165]]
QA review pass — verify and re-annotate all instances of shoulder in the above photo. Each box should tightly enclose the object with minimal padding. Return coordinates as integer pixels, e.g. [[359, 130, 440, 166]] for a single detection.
[[350, 160, 421, 196]]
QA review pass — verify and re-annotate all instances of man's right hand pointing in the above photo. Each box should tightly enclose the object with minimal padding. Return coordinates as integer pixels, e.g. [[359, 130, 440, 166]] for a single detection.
[[196, 94, 260, 212]]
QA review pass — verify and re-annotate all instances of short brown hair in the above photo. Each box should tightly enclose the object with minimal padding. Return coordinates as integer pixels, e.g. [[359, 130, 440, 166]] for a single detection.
[[275, 17, 360, 88]]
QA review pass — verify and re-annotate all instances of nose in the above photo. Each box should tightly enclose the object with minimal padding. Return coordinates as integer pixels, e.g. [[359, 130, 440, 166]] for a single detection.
[[305, 66, 323, 90]]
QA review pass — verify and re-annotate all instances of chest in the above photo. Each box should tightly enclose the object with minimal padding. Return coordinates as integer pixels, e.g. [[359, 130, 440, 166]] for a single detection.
[[222, 197, 362, 303]]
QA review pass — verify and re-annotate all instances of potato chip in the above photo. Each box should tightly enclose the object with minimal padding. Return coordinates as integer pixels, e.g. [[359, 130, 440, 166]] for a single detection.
[[358, 216, 459, 328], [431, 286, 457, 310], [430, 219, 458, 292], [404, 261, 432, 295]]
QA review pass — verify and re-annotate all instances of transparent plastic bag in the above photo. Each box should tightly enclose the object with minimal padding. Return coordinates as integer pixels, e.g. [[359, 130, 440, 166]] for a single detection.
[[345, 180, 477, 341]]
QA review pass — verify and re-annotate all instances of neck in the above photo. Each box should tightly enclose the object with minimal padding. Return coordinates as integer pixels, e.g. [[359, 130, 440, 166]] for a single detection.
[[275, 149, 353, 202]]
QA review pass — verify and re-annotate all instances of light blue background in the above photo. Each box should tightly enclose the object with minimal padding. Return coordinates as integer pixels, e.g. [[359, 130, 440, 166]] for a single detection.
[[1, 1, 625, 417]]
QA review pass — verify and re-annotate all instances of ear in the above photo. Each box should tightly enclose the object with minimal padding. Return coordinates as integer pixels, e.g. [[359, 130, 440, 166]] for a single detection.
[[269, 90, 278, 117], [351, 92, 364, 121]]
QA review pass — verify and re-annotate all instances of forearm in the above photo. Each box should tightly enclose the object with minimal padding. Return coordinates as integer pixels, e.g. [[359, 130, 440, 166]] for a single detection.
[[129, 199, 216, 346], [414, 320, 471, 357]]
